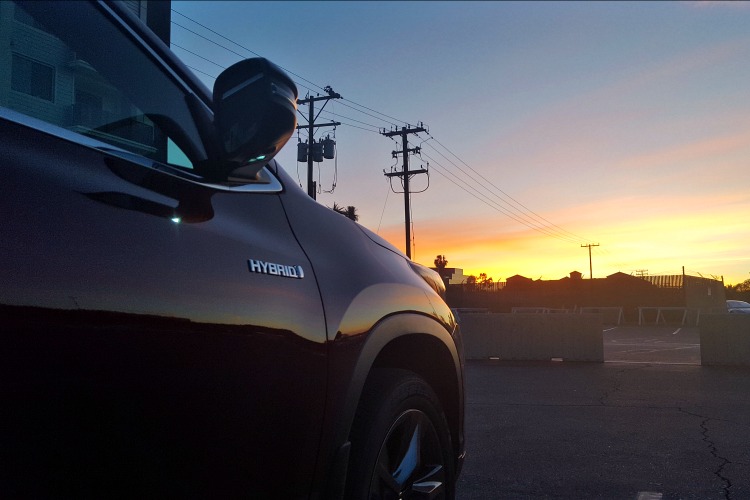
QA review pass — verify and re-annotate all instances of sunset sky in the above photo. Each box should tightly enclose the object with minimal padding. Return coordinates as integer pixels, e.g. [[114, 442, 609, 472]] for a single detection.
[[172, 1, 750, 285]]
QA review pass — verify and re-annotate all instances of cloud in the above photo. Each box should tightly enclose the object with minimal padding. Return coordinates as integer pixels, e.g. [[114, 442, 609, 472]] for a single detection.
[[615, 129, 750, 171]]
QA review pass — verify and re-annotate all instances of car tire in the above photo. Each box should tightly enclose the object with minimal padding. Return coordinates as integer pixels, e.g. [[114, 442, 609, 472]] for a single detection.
[[346, 368, 455, 500]]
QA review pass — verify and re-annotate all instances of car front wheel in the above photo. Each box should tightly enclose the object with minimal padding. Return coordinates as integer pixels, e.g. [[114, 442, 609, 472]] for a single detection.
[[346, 368, 454, 500]]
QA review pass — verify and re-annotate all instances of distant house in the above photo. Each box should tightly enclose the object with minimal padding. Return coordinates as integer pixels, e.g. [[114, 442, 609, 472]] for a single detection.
[[446, 268, 726, 322], [431, 267, 469, 285], [506, 274, 533, 286], [607, 271, 641, 281]]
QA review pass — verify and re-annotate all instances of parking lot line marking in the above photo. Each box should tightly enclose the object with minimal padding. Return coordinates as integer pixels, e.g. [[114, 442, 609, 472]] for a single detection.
[[636, 492, 663, 500], [671, 328, 681, 335], [605, 360, 699, 366], [605, 342, 699, 347], [603, 327, 618, 332]]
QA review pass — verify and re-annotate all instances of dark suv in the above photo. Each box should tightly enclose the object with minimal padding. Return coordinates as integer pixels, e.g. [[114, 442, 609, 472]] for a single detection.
[[0, 1, 464, 497]]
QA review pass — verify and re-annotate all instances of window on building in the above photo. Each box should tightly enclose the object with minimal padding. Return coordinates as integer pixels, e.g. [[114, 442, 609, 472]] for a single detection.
[[11, 54, 55, 102]]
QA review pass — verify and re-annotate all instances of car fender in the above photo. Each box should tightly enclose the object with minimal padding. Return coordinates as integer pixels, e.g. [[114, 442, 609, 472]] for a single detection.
[[318, 309, 463, 498]]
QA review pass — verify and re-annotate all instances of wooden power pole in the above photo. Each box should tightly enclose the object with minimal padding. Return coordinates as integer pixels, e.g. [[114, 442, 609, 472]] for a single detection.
[[581, 243, 600, 279], [382, 124, 427, 259], [297, 87, 341, 199]]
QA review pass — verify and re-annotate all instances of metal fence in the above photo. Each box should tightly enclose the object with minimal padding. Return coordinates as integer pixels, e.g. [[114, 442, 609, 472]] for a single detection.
[[640, 275, 683, 289], [460, 281, 507, 292], [458, 274, 720, 292]]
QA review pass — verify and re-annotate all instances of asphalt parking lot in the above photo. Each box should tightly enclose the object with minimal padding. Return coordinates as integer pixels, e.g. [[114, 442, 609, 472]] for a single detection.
[[456, 326, 750, 499]]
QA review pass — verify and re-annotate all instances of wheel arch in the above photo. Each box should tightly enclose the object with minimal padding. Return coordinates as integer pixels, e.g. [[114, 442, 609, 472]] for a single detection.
[[370, 332, 462, 451], [342, 313, 463, 463]]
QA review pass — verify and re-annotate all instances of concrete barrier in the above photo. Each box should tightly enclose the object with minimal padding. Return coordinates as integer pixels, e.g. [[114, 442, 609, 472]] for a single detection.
[[579, 306, 624, 325], [700, 314, 750, 366], [459, 313, 603, 362]]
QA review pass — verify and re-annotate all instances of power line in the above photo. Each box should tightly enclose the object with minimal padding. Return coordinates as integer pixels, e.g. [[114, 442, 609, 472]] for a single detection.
[[315, 108, 383, 132], [421, 152, 581, 244], [171, 21, 247, 63], [170, 7, 595, 248], [172, 11, 326, 94], [172, 14, 403, 134], [336, 101, 401, 129], [340, 98, 408, 128], [418, 147, 582, 243], [183, 64, 217, 80], [172, 43, 226, 69], [172, 8, 405, 128], [421, 132, 590, 243]]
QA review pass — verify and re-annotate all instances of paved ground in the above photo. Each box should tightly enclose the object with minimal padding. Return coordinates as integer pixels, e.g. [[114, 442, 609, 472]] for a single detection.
[[604, 325, 701, 365], [456, 326, 750, 499]]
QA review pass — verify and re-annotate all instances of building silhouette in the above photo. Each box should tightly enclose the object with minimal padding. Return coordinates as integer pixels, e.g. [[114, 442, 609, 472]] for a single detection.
[[445, 270, 725, 324]]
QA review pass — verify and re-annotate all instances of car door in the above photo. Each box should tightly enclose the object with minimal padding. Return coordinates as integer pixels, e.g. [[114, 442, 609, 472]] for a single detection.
[[0, 1, 327, 496]]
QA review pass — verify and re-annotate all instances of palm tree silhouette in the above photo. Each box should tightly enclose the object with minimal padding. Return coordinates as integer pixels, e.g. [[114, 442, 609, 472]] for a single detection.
[[331, 203, 359, 222]]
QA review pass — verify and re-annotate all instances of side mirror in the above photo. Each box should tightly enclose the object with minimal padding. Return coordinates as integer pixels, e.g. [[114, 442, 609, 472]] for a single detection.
[[211, 58, 297, 181]]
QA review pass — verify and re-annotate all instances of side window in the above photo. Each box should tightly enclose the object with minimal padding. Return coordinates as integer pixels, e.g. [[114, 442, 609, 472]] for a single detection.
[[0, 2, 196, 169]]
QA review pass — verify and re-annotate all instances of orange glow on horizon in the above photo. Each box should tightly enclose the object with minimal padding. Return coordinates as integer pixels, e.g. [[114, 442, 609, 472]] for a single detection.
[[375, 190, 750, 286]]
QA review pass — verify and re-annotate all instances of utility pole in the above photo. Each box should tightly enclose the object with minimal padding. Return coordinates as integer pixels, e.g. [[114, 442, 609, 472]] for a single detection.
[[297, 86, 341, 199], [382, 124, 427, 259], [581, 243, 600, 279]]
